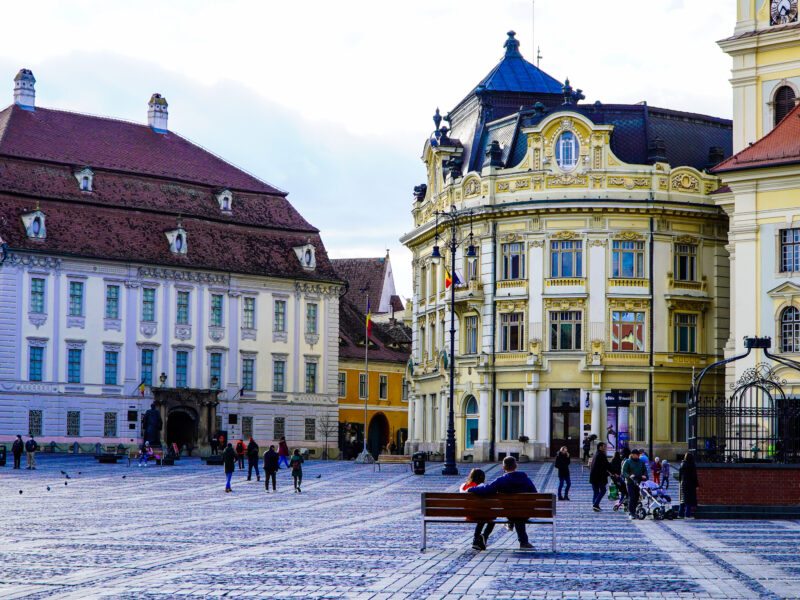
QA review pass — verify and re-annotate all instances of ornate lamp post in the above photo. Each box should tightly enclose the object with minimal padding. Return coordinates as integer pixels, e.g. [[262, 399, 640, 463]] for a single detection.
[[431, 205, 475, 476]]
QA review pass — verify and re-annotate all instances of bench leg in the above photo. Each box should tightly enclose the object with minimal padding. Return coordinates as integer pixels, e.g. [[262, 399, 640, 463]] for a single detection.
[[421, 520, 427, 552], [552, 520, 556, 553]]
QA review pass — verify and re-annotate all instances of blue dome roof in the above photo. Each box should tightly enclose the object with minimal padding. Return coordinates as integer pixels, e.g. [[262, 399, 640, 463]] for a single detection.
[[476, 31, 562, 94]]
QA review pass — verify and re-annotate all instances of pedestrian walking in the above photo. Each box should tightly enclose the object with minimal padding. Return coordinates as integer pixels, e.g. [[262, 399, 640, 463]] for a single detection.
[[25, 436, 38, 469], [223, 443, 236, 493], [263, 445, 279, 492], [582, 436, 591, 462], [609, 450, 622, 477], [210, 435, 219, 456], [278, 437, 290, 469], [235, 439, 246, 470], [555, 446, 571, 501], [589, 442, 610, 512], [290, 448, 304, 492], [621, 448, 648, 519], [677, 452, 699, 518], [661, 459, 671, 490], [640, 449, 651, 473], [11, 435, 23, 469], [460, 468, 495, 550], [621, 445, 631, 460], [246, 438, 260, 481], [651, 456, 662, 485], [466, 457, 537, 549]]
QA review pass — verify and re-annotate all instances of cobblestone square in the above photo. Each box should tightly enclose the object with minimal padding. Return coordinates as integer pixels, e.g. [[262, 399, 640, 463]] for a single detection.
[[1, 457, 798, 600]]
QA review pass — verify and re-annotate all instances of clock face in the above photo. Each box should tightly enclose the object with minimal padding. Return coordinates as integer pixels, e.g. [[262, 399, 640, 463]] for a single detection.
[[771, 0, 798, 25]]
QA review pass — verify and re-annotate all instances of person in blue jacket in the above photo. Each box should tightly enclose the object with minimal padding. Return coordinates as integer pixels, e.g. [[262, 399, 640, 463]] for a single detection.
[[467, 456, 537, 549]]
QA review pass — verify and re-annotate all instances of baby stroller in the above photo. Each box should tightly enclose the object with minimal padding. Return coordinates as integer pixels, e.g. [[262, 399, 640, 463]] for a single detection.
[[635, 480, 676, 520], [610, 473, 629, 513]]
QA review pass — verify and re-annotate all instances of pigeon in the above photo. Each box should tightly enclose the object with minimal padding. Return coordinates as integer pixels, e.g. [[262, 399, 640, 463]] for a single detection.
[[316, 475, 321, 479], [78, 472, 82, 475], [64, 482, 68, 486], [122, 475, 126, 479], [46, 486, 50, 491], [60, 470, 71, 479], [19, 490, 22, 494]]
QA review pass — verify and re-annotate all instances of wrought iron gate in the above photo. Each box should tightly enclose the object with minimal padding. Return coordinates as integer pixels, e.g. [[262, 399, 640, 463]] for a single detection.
[[690, 337, 800, 464]]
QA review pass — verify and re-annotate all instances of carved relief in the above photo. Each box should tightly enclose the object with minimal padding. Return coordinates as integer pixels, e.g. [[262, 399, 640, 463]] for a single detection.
[[28, 312, 47, 328], [544, 298, 586, 311], [104, 318, 122, 332], [551, 231, 579, 240], [546, 174, 587, 187], [208, 326, 225, 342], [175, 324, 192, 341], [612, 231, 646, 241], [591, 215, 604, 229], [482, 184, 489, 194], [671, 172, 700, 193], [607, 176, 651, 190], [295, 282, 342, 297], [8, 254, 61, 270], [496, 181, 510, 193], [528, 240, 545, 248], [608, 298, 649, 311], [138, 267, 229, 286], [590, 175, 604, 189], [593, 147, 602, 169], [140, 323, 157, 338], [514, 178, 530, 191], [674, 235, 699, 244], [588, 239, 608, 247]]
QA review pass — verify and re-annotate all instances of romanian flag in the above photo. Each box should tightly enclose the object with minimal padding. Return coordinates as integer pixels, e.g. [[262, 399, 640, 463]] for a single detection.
[[137, 381, 146, 397], [366, 298, 372, 339], [444, 267, 462, 289]]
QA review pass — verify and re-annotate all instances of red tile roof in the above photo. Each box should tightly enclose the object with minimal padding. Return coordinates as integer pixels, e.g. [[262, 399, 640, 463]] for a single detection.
[[338, 298, 411, 363], [331, 257, 389, 314], [713, 103, 800, 173], [0, 104, 280, 193]]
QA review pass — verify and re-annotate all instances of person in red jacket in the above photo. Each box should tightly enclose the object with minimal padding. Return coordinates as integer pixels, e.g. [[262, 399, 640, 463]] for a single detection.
[[460, 468, 494, 551], [234, 439, 246, 470], [278, 437, 290, 468]]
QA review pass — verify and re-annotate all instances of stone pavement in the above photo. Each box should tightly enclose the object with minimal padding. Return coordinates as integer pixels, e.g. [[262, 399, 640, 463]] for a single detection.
[[0, 456, 799, 600]]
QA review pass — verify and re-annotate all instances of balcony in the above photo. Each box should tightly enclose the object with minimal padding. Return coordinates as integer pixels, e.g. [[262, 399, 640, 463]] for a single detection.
[[454, 281, 484, 305], [604, 352, 649, 365], [544, 277, 586, 295], [608, 278, 649, 294], [667, 274, 708, 294]]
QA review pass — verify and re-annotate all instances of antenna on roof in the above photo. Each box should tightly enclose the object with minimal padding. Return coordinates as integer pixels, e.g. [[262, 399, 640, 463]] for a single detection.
[[531, 0, 535, 59], [537, 46, 542, 68]]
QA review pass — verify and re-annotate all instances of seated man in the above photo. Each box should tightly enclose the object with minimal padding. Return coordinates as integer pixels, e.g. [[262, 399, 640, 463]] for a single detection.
[[467, 456, 537, 549]]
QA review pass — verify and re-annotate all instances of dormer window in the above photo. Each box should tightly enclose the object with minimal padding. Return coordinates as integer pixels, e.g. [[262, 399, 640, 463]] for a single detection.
[[293, 241, 316, 270], [73, 167, 94, 192], [216, 189, 233, 212], [165, 226, 188, 255], [21, 209, 46, 240]]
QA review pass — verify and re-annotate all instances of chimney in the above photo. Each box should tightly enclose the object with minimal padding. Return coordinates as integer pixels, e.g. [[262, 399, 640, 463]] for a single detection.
[[13, 69, 35, 110], [147, 93, 168, 133]]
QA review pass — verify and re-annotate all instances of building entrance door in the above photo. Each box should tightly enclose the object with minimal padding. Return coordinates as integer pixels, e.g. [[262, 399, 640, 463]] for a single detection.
[[167, 408, 197, 454], [550, 389, 580, 457]]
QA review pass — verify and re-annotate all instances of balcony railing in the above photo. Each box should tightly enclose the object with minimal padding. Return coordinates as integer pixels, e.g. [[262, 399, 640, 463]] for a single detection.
[[608, 278, 648, 288], [545, 277, 586, 287]]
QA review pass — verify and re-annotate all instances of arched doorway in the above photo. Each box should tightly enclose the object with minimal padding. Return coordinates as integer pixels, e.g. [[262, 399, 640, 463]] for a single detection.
[[167, 407, 197, 454], [464, 396, 479, 449], [367, 413, 390, 459]]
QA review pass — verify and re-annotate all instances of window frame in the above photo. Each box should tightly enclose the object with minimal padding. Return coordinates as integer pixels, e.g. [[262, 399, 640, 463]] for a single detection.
[[29, 345, 44, 382], [555, 131, 578, 171], [104, 350, 118, 385], [780, 228, 800, 273], [68, 281, 84, 316], [242, 358, 255, 391], [674, 313, 698, 354], [30, 277, 45, 313], [210, 294, 224, 327], [104, 411, 117, 437], [176, 290, 190, 325], [337, 372, 346, 398], [550, 240, 583, 278], [499, 312, 525, 352], [464, 315, 479, 355], [781, 306, 800, 353], [305, 361, 317, 394], [379, 374, 388, 399], [611, 240, 645, 279], [501, 242, 525, 280], [141, 288, 156, 322], [66, 410, 81, 437], [175, 350, 189, 388], [305, 417, 316, 441], [674, 243, 697, 282], [359, 373, 367, 399], [611, 311, 646, 352], [242, 296, 256, 329], [549, 310, 583, 351], [209, 352, 222, 389], [28, 409, 43, 437], [500, 389, 523, 441], [306, 303, 318, 334], [67, 348, 82, 384], [273, 359, 286, 392], [105, 284, 120, 319], [273, 299, 286, 332], [140, 348, 154, 387], [671, 390, 689, 443]]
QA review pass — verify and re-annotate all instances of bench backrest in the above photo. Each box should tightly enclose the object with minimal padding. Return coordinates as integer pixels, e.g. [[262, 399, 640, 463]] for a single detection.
[[378, 455, 409, 462], [421, 492, 555, 520]]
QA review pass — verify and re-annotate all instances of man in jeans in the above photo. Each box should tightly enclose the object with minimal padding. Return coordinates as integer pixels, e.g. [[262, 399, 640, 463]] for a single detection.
[[25, 435, 39, 470], [621, 448, 648, 519], [467, 456, 537, 549]]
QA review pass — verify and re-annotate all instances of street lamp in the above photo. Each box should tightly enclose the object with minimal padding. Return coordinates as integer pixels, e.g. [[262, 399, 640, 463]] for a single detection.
[[432, 204, 475, 476]]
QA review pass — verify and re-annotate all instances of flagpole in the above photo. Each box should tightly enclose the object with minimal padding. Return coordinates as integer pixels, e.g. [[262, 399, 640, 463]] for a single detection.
[[356, 291, 373, 463]]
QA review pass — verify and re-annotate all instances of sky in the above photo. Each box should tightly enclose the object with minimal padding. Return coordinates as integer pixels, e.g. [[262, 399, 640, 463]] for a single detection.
[[0, 0, 738, 299]]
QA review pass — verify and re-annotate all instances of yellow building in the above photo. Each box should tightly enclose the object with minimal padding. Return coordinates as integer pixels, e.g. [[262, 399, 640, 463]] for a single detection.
[[713, 0, 800, 387], [401, 32, 733, 462], [332, 257, 411, 458]]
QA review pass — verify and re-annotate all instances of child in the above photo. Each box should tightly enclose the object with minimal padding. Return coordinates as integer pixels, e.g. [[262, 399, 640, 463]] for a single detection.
[[661, 459, 670, 490], [290, 448, 304, 493], [460, 468, 494, 551], [651, 456, 662, 486]]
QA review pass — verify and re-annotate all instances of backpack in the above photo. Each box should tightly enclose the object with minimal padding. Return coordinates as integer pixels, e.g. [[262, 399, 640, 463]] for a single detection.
[[291, 458, 302, 471]]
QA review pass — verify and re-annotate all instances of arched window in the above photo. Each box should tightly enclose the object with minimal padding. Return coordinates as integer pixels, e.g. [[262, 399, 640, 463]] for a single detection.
[[465, 396, 478, 415], [555, 131, 578, 171], [32, 217, 41, 235], [81, 176, 90, 191], [781, 306, 800, 352], [774, 86, 796, 126], [175, 234, 183, 251]]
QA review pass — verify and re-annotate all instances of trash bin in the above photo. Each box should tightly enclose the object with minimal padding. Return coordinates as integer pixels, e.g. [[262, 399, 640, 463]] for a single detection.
[[0, 445, 6, 467], [412, 452, 426, 475]]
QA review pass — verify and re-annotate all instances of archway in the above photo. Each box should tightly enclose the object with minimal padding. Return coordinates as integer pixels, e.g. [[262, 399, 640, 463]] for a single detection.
[[367, 413, 390, 459], [167, 407, 197, 454]]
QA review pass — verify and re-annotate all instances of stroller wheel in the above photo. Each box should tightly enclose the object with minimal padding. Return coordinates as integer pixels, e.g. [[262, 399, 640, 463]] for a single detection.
[[653, 507, 665, 520], [612, 504, 619, 512], [665, 509, 676, 520], [635, 505, 647, 520]]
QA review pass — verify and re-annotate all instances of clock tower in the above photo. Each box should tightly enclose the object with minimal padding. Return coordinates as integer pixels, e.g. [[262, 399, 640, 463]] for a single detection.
[[720, 0, 800, 152]]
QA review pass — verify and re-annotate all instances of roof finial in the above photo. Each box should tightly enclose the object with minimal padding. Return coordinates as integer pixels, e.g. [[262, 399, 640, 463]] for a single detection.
[[504, 31, 522, 58], [433, 107, 442, 133]]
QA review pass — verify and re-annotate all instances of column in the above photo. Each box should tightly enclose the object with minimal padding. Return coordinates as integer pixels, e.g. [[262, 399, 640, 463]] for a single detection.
[[591, 390, 601, 440], [524, 389, 537, 455], [537, 389, 549, 451], [474, 388, 491, 461], [414, 395, 424, 442], [426, 395, 434, 442], [439, 392, 447, 442], [227, 293, 240, 388]]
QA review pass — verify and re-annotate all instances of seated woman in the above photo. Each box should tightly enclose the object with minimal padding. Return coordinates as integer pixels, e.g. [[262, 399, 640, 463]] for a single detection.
[[138, 442, 154, 467]]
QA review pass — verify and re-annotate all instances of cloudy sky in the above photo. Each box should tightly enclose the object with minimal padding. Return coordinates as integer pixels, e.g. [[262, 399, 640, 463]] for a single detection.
[[0, 0, 737, 298]]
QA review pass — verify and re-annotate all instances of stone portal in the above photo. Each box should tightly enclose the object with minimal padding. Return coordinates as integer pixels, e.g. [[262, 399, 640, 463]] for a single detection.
[[152, 387, 220, 456]]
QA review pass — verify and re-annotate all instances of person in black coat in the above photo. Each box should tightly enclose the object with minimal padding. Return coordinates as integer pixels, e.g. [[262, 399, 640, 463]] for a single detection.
[[554, 446, 571, 501], [588, 442, 611, 511], [677, 452, 699, 518], [11, 435, 23, 469], [223, 443, 236, 493], [246, 438, 260, 482], [263, 445, 279, 492], [609, 451, 622, 476]]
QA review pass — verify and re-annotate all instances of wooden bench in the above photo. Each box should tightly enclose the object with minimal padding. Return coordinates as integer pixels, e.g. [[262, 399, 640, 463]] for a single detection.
[[94, 444, 123, 464], [420, 492, 556, 552], [373, 454, 412, 472]]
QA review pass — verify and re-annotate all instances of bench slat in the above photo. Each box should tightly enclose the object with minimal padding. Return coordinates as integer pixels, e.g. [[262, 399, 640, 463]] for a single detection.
[[423, 492, 552, 500], [424, 508, 554, 519], [424, 498, 553, 509]]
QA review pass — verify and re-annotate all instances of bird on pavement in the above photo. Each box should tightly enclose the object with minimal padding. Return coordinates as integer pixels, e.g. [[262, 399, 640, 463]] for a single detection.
[[60, 470, 71, 479]]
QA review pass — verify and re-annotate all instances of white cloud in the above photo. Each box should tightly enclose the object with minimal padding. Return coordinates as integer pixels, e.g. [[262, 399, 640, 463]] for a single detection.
[[0, 0, 738, 298]]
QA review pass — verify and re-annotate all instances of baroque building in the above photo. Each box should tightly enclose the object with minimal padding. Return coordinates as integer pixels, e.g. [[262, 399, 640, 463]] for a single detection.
[[713, 0, 800, 388], [332, 256, 411, 459], [401, 33, 733, 461], [0, 70, 343, 454]]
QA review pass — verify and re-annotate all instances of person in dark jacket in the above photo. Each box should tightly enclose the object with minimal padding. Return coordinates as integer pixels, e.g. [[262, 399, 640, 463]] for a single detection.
[[554, 446, 571, 501], [263, 445, 279, 492], [11, 435, 23, 469], [588, 442, 610, 512], [246, 438, 260, 481], [621, 448, 648, 518], [235, 440, 246, 469], [25, 436, 38, 469], [223, 443, 236, 493], [582, 436, 591, 462], [609, 451, 622, 476], [677, 452, 699, 518], [621, 445, 631, 460], [467, 456, 537, 549]]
